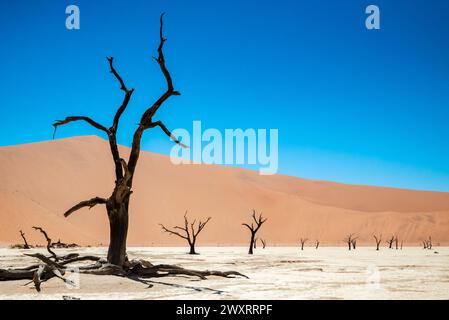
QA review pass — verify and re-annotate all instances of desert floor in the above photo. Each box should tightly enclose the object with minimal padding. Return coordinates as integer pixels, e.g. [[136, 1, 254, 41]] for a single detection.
[[0, 246, 448, 300]]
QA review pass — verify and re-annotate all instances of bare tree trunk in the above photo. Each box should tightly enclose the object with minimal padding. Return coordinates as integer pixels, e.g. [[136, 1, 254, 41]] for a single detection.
[[248, 234, 255, 254], [189, 243, 196, 255], [106, 203, 129, 266], [315, 240, 320, 249]]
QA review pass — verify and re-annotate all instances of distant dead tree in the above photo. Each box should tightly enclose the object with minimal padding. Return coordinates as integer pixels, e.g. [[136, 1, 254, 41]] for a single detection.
[[299, 238, 308, 250], [400, 240, 403, 250], [394, 237, 399, 250], [386, 236, 395, 249], [373, 234, 382, 251], [422, 240, 428, 249], [351, 239, 357, 250], [160, 212, 211, 254], [427, 236, 432, 250], [315, 240, 320, 249], [261, 239, 267, 249], [242, 210, 267, 254], [344, 234, 358, 251], [19, 230, 30, 249]]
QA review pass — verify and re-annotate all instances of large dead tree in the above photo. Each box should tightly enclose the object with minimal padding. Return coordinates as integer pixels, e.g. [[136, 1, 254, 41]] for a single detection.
[[242, 210, 267, 254], [0, 14, 247, 291], [344, 234, 358, 251], [19, 230, 30, 249], [160, 212, 211, 254], [299, 238, 308, 251], [373, 234, 382, 251]]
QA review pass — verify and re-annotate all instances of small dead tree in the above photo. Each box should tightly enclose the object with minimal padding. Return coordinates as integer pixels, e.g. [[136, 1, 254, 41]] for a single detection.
[[160, 212, 211, 254], [300, 238, 308, 250], [261, 239, 267, 249], [395, 236, 399, 250], [427, 236, 432, 250], [344, 234, 358, 251], [351, 239, 357, 250], [315, 240, 320, 249], [19, 230, 30, 249], [386, 236, 395, 249], [242, 210, 267, 254], [400, 240, 403, 250], [373, 234, 382, 251]]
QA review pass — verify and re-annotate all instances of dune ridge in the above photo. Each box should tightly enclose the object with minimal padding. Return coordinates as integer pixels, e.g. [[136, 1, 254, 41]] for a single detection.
[[1, 135, 449, 246]]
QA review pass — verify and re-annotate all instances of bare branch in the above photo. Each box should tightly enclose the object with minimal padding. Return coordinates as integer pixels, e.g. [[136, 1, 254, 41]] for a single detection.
[[63, 197, 108, 218], [53, 116, 109, 139], [32, 226, 57, 260], [107, 57, 135, 133], [128, 13, 181, 177], [159, 224, 189, 240]]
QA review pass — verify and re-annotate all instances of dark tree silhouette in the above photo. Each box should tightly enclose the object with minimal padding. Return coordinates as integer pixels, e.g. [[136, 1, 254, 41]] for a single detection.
[[423, 240, 428, 249], [261, 239, 267, 249], [427, 236, 433, 250], [386, 236, 395, 249], [242, 210, 267, 254], [253, 238, 258, 249], [394, 236, 399, 250], [299, 238, 308, 250], [400, 240, 403, 250], [160, 212, 211, 254], [0, 14, 247, 291], [373, 234, 382, 251], [351, 239, 357, 250], [344, 234, 358, 251], [19, 230, 30, 249], [315, 240, 320, 249]]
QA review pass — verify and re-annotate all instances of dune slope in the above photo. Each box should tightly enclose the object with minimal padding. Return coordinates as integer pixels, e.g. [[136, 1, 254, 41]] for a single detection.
[[1, 135, 449, 246]]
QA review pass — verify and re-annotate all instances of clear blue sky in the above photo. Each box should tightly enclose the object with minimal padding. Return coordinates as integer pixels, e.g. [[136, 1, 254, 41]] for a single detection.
[[1, 0, 449, 191]]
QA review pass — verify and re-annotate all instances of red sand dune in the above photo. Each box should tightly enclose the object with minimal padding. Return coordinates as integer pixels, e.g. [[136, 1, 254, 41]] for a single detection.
[[1, 135, 449, 246]]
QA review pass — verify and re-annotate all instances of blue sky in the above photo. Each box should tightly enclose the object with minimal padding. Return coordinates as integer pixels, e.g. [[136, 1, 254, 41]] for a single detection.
[[1, 0, 449, 191]]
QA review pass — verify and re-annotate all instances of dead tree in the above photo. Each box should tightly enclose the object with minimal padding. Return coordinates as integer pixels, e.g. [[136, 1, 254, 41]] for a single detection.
[[0, 14, 247, 291], [427, 236, 432, 250], [344, 234, 358, 251], [261, 239, 267, 249], [160, 212, 211, 254], [394, 237, 399, 250], [300, 238, 308, 250], [373, 234, 382, 251], [242, 210, 267, 254], [386, 236, 395, 249], [315, 240, 320, 249], [19, 230, 30, 249], [423, 240, 428, 249], [351, 239, 357, 250], [400, 240, 403, 250], [254, 238, 258, 249]]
